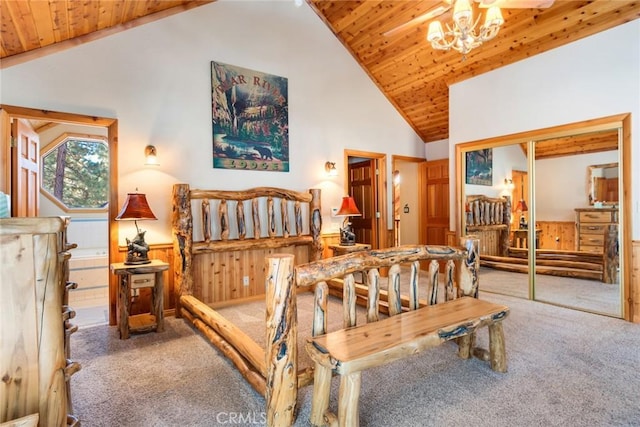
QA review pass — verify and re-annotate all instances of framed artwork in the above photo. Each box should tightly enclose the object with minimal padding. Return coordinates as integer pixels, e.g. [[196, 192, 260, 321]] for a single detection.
[[466, 148, 493, 185], [211, 61, 289, 172]]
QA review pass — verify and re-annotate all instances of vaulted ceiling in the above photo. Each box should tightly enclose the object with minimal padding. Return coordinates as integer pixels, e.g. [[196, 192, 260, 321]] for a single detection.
[[1, 0, 638, 144]]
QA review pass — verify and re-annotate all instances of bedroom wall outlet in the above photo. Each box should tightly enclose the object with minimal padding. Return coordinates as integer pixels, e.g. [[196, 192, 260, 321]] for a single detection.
[[243, 276, 249, 286], [331, 207, 339, 217]]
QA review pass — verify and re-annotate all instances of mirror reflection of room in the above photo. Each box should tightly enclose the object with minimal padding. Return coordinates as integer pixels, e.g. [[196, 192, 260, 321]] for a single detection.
[[463, 127, 621, 318]]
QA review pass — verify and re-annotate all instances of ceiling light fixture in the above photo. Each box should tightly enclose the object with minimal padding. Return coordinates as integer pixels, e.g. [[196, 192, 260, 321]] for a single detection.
[[427, 0, 504, 58]]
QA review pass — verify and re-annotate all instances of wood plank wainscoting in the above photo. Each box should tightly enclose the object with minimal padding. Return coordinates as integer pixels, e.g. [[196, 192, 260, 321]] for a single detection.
[[108, 238, 640, 324], [535, 221, 575, 251], [633, 240, 640, 323]]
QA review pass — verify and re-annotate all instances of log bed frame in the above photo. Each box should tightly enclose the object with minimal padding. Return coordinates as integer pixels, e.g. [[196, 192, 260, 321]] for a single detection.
[[171, 184, 323, 395], [465, 194, 618, 283], [171, 183, 495, 426]]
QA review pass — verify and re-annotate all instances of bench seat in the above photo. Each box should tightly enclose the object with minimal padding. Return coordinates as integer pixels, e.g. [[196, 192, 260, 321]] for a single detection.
[[306, 296, 509, 426]]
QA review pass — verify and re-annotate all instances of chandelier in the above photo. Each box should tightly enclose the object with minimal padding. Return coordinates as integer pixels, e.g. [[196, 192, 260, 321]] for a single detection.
[[427, 0, 504, 57]]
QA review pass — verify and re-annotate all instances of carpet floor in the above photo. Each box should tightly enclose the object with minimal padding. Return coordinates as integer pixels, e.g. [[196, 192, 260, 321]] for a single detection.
[[71, 291, 640, 426]]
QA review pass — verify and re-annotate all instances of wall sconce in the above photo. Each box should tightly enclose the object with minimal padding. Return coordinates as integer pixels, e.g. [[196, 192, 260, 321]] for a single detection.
[[145, 145, 159, 166], [325, 161, 338, 176], [504, 178, 514, 190]]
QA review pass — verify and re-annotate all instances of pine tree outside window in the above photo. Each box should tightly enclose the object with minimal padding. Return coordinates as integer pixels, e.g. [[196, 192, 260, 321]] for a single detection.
[[41, 133, 109, 211]]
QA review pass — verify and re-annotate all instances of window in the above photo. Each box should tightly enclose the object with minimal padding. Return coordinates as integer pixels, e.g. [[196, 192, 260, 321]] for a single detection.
[[41, 133, 109, 211]]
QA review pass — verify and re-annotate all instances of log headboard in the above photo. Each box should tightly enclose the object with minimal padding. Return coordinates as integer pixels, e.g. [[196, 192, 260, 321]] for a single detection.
[[171, 184, 322, 313], [465, 194, 511, 257]]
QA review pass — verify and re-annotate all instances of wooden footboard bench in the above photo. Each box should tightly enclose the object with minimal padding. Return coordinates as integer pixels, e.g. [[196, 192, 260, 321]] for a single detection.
[[290, 241, 510, 426], [306, 297, 508, 426]]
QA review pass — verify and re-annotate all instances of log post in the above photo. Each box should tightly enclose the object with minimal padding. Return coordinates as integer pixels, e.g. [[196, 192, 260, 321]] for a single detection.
[[428, 259, 439, 305], [171, 184, 194, 317], [219, 199, 229, 240], [460, 236, 480, 298], [366, 269, 380, 322], [268, 196, 276, 238], [237, 201, 246, 240], [202, 199, 211, 242], [282, 198, 290, 238], [309, 188, 323, 261], [265, 254, 297, 427], [343, 274, 357, 327], [313, 282, 328, 337], [252, 198, 260, 239], [408, 261, 419, 311], [387, 264, 402, 316], [603, 224, 619, 284]]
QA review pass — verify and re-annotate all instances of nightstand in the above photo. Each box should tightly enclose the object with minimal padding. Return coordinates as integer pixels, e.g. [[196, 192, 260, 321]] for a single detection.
[[110, 260, 169, 339]]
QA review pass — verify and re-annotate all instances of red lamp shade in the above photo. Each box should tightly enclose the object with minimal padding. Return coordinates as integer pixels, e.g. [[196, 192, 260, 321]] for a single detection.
[[115, 193, 157, 221], [516, 199, 528, 213], [336, 196, 361, 217]]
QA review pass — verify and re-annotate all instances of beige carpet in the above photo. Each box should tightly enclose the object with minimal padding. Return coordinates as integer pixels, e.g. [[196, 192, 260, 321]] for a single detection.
[[70, 291, 640, 426]]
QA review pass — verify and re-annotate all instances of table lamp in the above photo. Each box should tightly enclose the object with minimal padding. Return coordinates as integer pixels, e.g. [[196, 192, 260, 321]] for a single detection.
[[336, 196, 361, 246], [116, 192, 157, 264], [516, 199, 528, 229]]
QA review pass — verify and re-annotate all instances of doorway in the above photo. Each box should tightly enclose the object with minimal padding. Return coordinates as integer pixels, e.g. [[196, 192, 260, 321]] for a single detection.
[[344, 150, 387, 249], [0, 105, 118, 327], [392, 155, 426, 246]]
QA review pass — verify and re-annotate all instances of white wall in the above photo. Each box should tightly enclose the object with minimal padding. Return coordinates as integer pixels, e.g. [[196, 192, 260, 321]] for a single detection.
[[449, 20, 639, 239], [0, 0, 424, 243]]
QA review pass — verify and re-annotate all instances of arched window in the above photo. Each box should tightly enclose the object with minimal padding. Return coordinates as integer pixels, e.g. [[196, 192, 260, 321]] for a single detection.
[[41, 133, 109, 211]]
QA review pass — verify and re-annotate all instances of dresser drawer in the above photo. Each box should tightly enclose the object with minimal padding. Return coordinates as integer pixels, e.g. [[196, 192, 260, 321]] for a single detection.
[[130, 273, 155, 289], [579, 224, 608, 235], [580, 244, 604, 253], [578, 211, 613, 223], [579, 234, 604, 247]]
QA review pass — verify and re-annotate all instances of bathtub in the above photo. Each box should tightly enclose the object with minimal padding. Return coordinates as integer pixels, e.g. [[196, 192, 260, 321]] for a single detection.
[[68, 248, 109, 309]]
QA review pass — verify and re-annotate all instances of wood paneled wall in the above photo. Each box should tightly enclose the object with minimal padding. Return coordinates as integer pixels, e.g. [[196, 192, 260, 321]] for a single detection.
[[193, 246, 310, 304], [472, 229, 503, 257], [110, 237, 640, 324], [632, 240, 640, 323], [535, 221, 575, 251]]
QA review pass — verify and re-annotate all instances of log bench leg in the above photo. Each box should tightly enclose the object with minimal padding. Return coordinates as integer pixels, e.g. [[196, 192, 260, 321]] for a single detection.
[[488, 322, 507, 372], [338, 372, 361, 427], [310, 363, 332, 426], [457, 332, 475, 359]]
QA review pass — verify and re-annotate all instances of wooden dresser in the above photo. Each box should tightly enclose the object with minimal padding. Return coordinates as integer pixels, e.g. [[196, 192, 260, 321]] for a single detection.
[[1, 217, 80, 426], [575, 207, 618, 253]]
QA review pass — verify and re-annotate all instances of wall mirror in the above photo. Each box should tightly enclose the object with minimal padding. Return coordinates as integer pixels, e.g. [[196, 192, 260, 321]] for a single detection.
[[455, 113, 631, 321], [588, 162, 619, 205]]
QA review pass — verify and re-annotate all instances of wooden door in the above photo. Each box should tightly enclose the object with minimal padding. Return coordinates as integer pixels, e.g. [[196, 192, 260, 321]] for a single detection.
[[11, 119, 40, 217], [512, 170, 528, 229], [420, 159, 449, 245], [348, 159, 378, 248]]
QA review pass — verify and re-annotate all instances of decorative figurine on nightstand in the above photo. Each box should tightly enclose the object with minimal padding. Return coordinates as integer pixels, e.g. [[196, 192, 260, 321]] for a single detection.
[[116, 192, 157, 265], [336, 196, 361, 246]]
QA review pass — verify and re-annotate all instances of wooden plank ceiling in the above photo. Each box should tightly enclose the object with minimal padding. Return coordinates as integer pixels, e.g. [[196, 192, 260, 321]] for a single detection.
[[1, 0, 638, 149]]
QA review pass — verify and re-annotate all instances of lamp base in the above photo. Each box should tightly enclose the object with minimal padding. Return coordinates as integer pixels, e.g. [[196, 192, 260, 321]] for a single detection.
[[125, 229, 151, 265], [339, 224, 356, 246]]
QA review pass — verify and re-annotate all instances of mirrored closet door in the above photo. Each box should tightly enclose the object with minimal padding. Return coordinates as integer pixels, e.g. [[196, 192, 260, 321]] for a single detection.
[[456, 114, 630, 320]]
